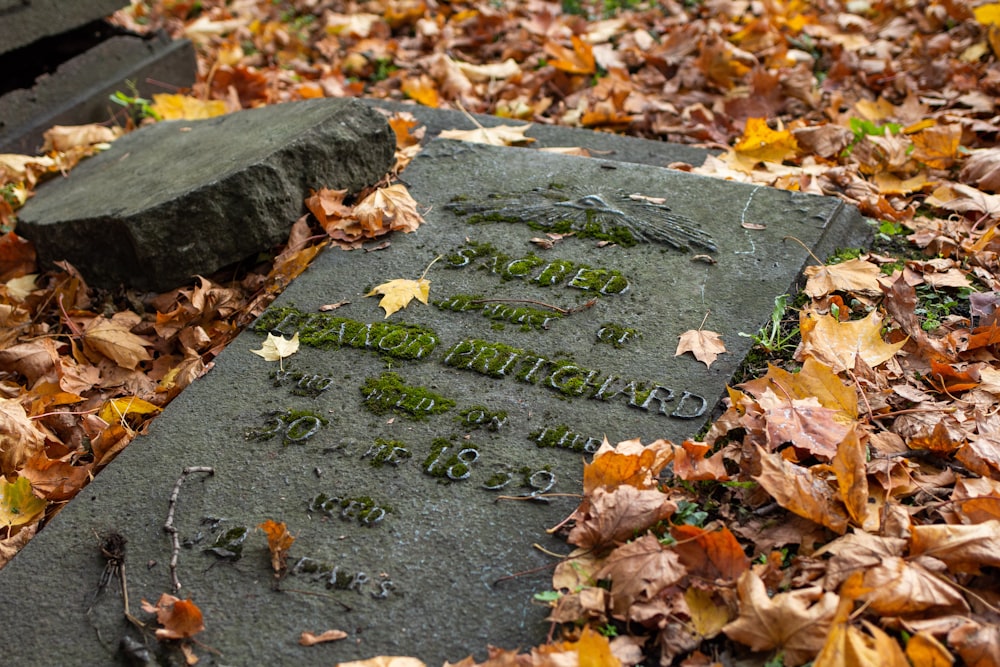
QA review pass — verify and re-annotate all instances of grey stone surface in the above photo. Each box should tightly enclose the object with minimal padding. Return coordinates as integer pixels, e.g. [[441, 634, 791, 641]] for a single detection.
[[364, 98, 714, 168], [0, 0, 124, 54], [0, 32, 197, 155], [0, 139, 869, 666], [16, 98, 396, 292]]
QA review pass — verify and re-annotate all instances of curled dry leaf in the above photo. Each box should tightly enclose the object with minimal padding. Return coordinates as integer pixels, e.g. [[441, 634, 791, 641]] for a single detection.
[[0, 397, 46, 475], [299, 629, 348, 645], [355, 183, 424, 235], [338, 658, 426, 667], [259, 519, 295, 573], [141, 593, 205, 640], [595, 533, 686, 618], [567, 485, 676, 549], [41, 124, 120, 152], [82, 317, 153, 370]]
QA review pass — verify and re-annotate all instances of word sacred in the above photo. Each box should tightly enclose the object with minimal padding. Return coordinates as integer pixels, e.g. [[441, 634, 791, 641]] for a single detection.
[[443, 337, 708, 419], [444, 242, 630, 295]]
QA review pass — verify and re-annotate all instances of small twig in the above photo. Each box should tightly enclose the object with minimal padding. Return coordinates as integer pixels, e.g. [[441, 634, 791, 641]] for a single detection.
[[869, 406, 958, 420], [281, 587, 353, 611], [494, 492, 583, 502], [57, 294, 84, 338], [164, 467, 215, 593], [782, 235, 825, 266]]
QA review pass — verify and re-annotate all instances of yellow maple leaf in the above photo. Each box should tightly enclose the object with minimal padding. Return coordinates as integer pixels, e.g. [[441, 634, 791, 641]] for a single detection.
[[150, 93, 228, 120], [251, 332, 300, 362], [675, 329, 726, 368], [734, 117, 799, 164], [798, 310, 905, 373], [366, 256, 439, 318]]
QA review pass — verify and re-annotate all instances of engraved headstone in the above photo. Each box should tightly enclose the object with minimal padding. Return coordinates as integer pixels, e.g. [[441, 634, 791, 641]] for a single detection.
[[0, 139, 868, 666]]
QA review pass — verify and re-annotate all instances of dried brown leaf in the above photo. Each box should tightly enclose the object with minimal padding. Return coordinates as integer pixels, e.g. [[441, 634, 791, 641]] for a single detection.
[[723, 571, 838, 666], [675, 329, 725, 368]]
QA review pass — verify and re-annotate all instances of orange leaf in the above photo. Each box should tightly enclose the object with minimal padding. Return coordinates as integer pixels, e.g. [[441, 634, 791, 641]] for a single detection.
[[670, 439, 729, 481], [583, 439, 672, 493], [926, 360, 979, 394], [741, 358, 858, 421], [401, 74, 440, 107], [830, 428, 869, 526], [540, 626, 621, 667], [354, 184, 425, 236], [305, 187, 353, 235], [141, 593, 205, 640], [911, 123, 963, 169], [671, 524, 750, 581], [567, 485, 675, 549], [544, 36, 596, 75], [259, 519, 295, 573]]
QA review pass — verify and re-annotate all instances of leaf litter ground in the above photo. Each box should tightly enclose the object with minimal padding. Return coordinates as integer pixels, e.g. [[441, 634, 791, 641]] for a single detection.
[[2, 0, 1000, 664]]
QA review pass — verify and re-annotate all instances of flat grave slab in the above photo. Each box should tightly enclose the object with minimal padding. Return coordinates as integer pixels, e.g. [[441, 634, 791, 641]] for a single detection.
[[0, 139, 869, 666]]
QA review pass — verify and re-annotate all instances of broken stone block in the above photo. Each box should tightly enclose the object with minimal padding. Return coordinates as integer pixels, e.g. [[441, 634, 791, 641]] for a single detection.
[[16, 98, 396, 291]]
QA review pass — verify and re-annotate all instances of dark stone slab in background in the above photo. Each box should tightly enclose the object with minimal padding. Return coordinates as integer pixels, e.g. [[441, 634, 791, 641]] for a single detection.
[[0, 139, 869, 666], [0, 0, 124, 54], [16, 98, 395, 292], [0, 32, 197, 155], [363, 98, 715, 168]]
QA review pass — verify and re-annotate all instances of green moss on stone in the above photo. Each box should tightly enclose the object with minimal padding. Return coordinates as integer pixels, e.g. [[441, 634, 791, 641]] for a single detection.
[[360, 372, 455, 420]]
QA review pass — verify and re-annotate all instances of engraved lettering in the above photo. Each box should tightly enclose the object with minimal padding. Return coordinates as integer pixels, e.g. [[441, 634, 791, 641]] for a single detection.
[[641, 386, 676, 415], [671, 391, 708, 418]]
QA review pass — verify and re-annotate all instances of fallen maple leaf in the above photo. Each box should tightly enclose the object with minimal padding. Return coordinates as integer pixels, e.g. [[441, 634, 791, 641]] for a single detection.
[[797, 310, 905, 373], [366, 255, 439, 318], [0, 397, 46, 475], [567, 485, 676, 549], [150, 93, 228, 120], [338, 658, 426, 667], [299, 629, 348, 645], [754, 445, 850, 533], [544, 35, 596, 74], [675, 329, 726, 368], [41, 124, 120, 152], [595, 533, 686, 618], [439, 124, 535, 146], [354, 183, 424, 235], [97, 396, 162, 430], [305, 187, 353, 235], [82, 317, 153, 370], [734, 118, 799, 164], [259, 519, 295, 573], [803, 258, 882, 298], [0, 477, 46, 529], [141, 593, 205, 640], [724, 570, 839, 666], [251, 332, 299, 362]]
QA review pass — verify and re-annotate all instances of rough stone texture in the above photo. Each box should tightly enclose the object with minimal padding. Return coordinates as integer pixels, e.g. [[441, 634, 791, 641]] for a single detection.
[[364, 98, 714, 168], [0, 0, 124, 54], [0, 32, 197, 155], [0, 139, 870, 666], [16, 98, 396, 291]]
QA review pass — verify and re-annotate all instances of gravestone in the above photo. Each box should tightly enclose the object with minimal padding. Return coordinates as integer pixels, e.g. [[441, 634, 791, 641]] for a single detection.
[[0, 138, 869, 666]]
